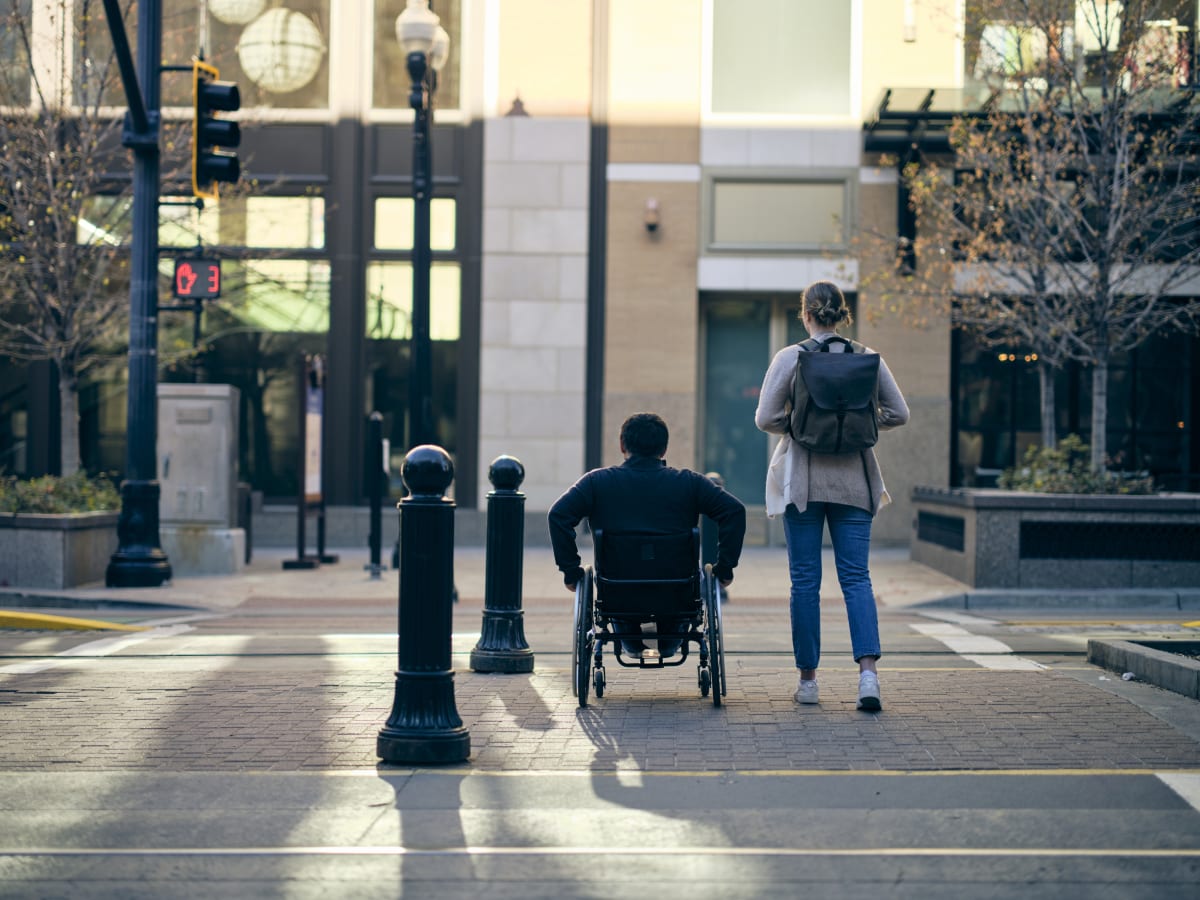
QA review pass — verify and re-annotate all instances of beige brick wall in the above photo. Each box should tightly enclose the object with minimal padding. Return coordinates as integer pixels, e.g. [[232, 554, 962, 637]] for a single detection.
[[603, 178, 701, 469]]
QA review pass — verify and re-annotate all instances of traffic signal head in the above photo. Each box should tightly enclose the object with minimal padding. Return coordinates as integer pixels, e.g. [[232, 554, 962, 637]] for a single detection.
[[192, 59, 241, 200]]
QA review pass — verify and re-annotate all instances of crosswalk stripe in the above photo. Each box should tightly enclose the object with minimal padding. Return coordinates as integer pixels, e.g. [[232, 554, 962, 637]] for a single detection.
[[910, 623, 1046, 670]]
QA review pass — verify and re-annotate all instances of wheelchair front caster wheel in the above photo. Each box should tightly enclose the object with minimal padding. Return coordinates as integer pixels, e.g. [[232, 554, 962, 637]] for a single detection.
[[593, 668, 606, 698], [699, 667, 711, 697]]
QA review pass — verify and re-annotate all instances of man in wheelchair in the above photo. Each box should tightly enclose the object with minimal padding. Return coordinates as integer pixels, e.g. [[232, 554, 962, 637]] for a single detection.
[[548, 412, 746, 661]]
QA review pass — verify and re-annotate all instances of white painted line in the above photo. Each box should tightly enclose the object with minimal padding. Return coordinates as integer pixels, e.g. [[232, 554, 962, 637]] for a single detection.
[[911, 623, 1045, 669], [912, 623, 1016, 653], [961, 655, 1046, 671], [1158, 773, 1200, 813], [0, 625, 195, 676], [917, 611, 1000, 627], [2, 846, 1197, 859]]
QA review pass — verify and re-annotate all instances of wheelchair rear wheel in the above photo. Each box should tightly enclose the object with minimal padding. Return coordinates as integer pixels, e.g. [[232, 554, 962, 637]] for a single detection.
[[704, 567, 725, 707], [573, 568, 594, 707]]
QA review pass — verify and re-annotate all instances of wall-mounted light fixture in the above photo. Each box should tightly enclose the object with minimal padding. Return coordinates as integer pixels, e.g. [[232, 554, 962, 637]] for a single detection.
[[644, 197, 660, 233], [903, 0, 917, 42]]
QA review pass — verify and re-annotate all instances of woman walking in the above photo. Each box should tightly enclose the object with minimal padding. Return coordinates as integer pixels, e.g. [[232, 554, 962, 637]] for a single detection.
[[754, 282, 909, 710]]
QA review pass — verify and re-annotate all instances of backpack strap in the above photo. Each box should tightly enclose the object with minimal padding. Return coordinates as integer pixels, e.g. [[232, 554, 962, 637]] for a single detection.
[[797, 338, 821, 352], [817, 335, 855, 353]]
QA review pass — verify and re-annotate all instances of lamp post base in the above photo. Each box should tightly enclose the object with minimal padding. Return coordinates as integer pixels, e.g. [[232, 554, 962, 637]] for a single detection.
[[376, 727, 471, 765], [106, 479, 172, 587], [469, 648, 534, 674]]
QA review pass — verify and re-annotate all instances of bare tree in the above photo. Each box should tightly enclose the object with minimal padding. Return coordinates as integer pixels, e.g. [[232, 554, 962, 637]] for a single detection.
[[0, 0, 202, 474], [869, 0, 1200, 471]]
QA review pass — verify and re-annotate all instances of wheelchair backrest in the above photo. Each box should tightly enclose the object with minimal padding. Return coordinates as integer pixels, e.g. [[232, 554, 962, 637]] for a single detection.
[[592, 529, 701, 618]]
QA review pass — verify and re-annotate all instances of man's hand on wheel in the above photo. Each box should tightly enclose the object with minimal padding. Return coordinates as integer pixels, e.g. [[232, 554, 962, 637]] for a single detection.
[[566, 582, 578, 594]]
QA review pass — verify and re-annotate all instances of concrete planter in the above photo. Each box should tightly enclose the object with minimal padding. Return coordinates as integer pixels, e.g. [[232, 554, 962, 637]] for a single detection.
[[0, 511, 119, 589], [911, 487, 1200, 589]]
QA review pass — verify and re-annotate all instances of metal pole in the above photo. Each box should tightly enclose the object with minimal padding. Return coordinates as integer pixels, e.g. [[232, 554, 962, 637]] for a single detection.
[[470, 456, 533, 673], [367, 412, 384, 578], [107, 0, 171, 587], [407, 49, 434, 449], [377, 445, 469, 764]]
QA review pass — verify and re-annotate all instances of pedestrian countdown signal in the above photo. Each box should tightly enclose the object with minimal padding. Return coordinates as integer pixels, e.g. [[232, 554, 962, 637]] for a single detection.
[[173, 258, 222, 300]]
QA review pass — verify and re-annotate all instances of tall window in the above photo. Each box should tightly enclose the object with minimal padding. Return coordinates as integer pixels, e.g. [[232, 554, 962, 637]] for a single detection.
[[373, 0, 461, 111], [964, 1, 1196, 95], [953, 329, 1199, 490], [80, 0, 332, 109], [366, 195, 461, 484], [709, 0, 852, 117], [76, 194, 330, 499]]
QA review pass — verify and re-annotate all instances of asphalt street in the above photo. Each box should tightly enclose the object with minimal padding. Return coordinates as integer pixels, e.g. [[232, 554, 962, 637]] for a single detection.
[[1, 545, 1198, 898]]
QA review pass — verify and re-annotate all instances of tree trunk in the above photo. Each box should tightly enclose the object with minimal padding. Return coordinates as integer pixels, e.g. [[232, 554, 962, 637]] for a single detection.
[[58, 370, 81, 475], [1090, 358, 1108, 472], [1038, 360, 1057, 449]]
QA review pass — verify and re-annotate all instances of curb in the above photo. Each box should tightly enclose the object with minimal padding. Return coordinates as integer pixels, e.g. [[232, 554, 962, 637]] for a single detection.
[[1087, 638, 1200, 700], [0, 612, 150, 632], [917, 589, 1200, 610], [0, 591, 202, 612]]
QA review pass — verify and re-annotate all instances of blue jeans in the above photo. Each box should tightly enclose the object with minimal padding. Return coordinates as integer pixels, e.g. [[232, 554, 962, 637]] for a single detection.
[[783, 502, 881, 670]]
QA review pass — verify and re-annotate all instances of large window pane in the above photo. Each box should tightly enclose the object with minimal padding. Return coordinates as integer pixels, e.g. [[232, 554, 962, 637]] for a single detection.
[[374, 197, 456, 250], [702, 296, 771, 505], [80, 195, 325, 251], [224, 259, 331, 333], [374, 0, 461, 110], [711, 180, 846, 249], [80, 0, 331, 109], [711, 0, 850, 116], [366, 261, 460, 340]]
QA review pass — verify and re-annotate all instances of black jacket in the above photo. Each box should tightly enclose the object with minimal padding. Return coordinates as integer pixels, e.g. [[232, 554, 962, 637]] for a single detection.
[[547, 455, 746, 587]]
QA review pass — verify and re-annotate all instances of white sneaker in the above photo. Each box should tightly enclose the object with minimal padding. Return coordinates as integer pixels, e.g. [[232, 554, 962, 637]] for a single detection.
[[794, 678, 819, 704], [857, 671, 881, 711]]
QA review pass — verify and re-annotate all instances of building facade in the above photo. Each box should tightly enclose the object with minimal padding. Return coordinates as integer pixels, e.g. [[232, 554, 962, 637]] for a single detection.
[[2, 0, 1197, 547]]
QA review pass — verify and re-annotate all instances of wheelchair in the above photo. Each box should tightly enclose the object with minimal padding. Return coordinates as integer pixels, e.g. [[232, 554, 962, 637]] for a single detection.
[[572, 528, 727, 708]]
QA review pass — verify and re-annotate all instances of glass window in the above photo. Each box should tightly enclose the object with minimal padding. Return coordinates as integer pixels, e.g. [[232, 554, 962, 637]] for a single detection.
[[710, 0, 851, 116], [703, 296, 771, 504], [964, 1, 1197, 92], [79, 0, 331, 109], [1, 0, 33, 106], [374, 197, 456, 250], [374, 0, 461, 111], [220, 259, 331, 333], [365, 261, 460, 340], [711, 180, 847, 249], [80, 195, 325, 251]]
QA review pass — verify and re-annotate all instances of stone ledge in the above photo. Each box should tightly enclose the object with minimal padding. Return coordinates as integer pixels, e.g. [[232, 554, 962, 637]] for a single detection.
[[0, 511, 119, 530], [1087, 639, 1200, 700], [912, 487, 1200, 512], [917, 590, 1191, 610]]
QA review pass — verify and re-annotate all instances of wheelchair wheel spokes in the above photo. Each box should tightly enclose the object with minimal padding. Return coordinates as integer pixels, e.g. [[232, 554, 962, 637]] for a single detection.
[[574, 568, 594, 707], [704, 567, 724, 707]]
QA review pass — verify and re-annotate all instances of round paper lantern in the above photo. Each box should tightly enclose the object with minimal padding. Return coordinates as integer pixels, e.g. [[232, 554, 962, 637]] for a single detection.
[[207, 0, 267, 26], [237, 9, 325, 95]]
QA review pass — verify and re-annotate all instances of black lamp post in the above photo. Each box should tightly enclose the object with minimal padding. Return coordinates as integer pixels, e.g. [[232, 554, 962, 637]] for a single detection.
[[105, 0, 171, 587], [396, 0, 450, 449]]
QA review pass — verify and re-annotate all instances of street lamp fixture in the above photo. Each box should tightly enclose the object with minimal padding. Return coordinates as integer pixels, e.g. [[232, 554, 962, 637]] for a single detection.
[[395, 0, 449, 449]]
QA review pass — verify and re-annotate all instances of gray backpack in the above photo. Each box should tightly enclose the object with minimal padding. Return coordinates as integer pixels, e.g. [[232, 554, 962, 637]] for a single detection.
[[788, 336, 880, 454]]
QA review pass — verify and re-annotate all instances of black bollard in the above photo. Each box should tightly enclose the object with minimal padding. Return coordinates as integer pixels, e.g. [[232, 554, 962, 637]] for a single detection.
[[366, 412, 384, 579], [470, 456, 534, 673], [377, 445, 469, 764]]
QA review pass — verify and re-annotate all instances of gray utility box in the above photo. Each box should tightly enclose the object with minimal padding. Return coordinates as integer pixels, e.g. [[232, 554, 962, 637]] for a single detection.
[[157, 384, 245, 574]]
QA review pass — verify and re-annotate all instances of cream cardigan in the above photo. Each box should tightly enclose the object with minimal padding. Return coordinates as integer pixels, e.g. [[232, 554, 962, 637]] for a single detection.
[[754, 334, 910, 517]]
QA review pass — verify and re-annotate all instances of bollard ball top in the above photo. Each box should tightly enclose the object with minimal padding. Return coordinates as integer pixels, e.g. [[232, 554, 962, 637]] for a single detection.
[[488, 455, 525, 491], [402, 445, 455, 496]]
